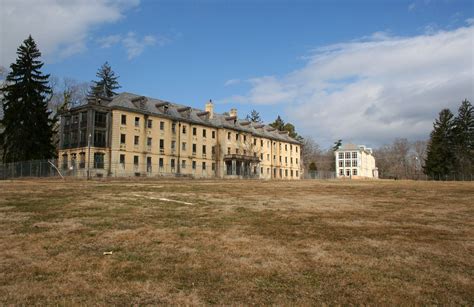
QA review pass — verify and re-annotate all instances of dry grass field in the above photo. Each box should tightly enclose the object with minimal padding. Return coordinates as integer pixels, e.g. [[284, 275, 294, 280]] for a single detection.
[[0, 179, 473, 305]]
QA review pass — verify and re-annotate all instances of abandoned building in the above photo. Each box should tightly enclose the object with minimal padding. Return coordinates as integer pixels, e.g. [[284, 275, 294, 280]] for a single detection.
[[57, 93, 302, 179]]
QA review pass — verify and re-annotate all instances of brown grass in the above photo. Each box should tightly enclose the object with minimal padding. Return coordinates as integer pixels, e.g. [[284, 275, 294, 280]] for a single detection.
[[0, 179, 473, 305]]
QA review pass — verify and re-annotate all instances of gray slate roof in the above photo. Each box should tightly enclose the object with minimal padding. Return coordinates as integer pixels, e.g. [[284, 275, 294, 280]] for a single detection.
[[102, 92, 301, 145]]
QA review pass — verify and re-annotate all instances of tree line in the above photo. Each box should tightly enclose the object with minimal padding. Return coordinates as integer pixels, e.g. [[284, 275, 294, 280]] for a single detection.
[[424, 100, 473, 179], [0, 35, 121, 163]]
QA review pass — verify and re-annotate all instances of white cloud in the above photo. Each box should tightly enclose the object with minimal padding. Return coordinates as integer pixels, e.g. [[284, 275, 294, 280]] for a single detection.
[[97, 32, 171, 59], [97, 34, 122, 48], [0, 0, 139, 66], [224, 79, 241, 86], [408, 3, 416, 11], [122, 32, 157, 59], [226, 24, 474, 146]]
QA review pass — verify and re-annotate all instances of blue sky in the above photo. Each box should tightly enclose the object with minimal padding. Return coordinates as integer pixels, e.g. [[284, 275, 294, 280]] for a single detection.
[[1, 0, 473, 147]]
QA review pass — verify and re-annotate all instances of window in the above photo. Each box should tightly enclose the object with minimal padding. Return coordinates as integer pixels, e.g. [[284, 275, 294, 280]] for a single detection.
[[79, 152, 85, 168], [81, 112, 88, 124], [261, 167, 263, 174], [352, 152, 358, 159], [159, 139, 164, 152], [340, 169, 344, 175], [279, 169, 282, 178], [134, 136, 139, 145], [211, 146, 216, 156], [296, 158, 298, 164], [203, 129, 207, 138], [147, 137, 152, 147], [291, 157, 293, 164], [192, 161, 196, 169], [181, 160, 186, 169], [94, 130, 106, 147], [193, 127, 197, 136], [171, 122, 176, 133], [261, 140, 263, 147], [212, 131, 216, 139], [291, 170, 293, 177], [296, 146, 298, 153], [202, 145, 206, 155], [352, 160, 358, 167], [94, 153, 104, 169], [243, 135, 247, 142], [147, 119, 152, 128], [171, 159, 175, 168], [62, 154, 68, 169], [346, 170, 350, 176], [296, 171, 299, 177], [121, 114, 126, 125], [345, 160, 351, 167], [147, 157, 152, 172], [285, 157, 288, 163], [171, 140, 176, 151], [120, 154, 125, 165], [290, 145, 293, 151], [236, 133, 239, 141], [228, 132, 231, 140], [202, 162, 206, 170], [120, 134, 126, 144], [212, 163, 215, 171], [253, 138, 256, 145], [159, 158, 164, 168], [285, 169, 288, 177], [227, 147, 231, 154], [339, 152, 344, 159], [353, 169, 357, 176], [182, 142, 186, 151], [345, 152, 351, 159], [134, 155, 139, 166], [95, 112, 107, 128], [260, 153, 264, 160], [160, 121, 165, 130], [285, 144, 287, 151], [135, 117, 140, 127], [236, 149, 239, 154], [182, 125, 186, 134], [192, 144, 197, 155], [339, 161, 343, 167], [279, 156, 282, 162]]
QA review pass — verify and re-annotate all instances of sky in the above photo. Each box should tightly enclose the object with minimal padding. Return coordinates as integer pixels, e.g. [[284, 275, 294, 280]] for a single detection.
[[1, 0, 473, 148]]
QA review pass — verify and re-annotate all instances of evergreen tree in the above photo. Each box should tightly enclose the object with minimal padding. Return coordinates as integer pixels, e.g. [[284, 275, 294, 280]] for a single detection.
[[0, 35, 56, 162], [90, 62, 120, 98], [452, 99, 474, 176], [246, 109, 262, 123], [270, 115, 285, 131], [424, 109, 455, 179], [269, 115, 303, 141]]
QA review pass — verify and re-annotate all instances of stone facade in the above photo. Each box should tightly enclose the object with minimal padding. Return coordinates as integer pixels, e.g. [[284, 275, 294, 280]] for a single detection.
[[58, 93, 302, 179]]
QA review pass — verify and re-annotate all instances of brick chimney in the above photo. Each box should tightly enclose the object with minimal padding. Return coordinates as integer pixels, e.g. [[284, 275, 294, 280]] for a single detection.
[[229, 108, 237, 118], [205, 99, 214, 119]]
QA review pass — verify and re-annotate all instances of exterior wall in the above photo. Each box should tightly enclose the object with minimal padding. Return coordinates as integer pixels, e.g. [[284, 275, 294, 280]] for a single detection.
[[335, 147, 377, 179], [58, 108, 301, 179]]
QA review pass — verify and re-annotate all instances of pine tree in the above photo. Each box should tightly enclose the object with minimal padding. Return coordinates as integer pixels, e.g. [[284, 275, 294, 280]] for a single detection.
[[246, 109, 262, 123], [424, 109, 455, 179], [90, 62, 120, 98], [452, 99, 474, 177], [0, 35, 56, 162], [270, 115, 285, 131]]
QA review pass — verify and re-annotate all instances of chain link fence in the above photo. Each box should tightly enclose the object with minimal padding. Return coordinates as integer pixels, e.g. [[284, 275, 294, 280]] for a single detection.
[[0, 159, 256, 180]]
